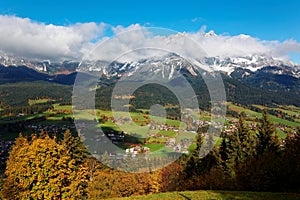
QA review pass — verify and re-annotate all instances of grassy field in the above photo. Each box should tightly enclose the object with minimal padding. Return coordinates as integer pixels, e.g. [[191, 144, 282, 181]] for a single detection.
[[156, 130, 177, 137], [253, 104, 300, 116], [100, 120, 121, 131], [28, 98, 53, 106], [0, 113, 46, 124], [144, 143, 165, 151], [1, 102, 300, 143], [175, 131, 197, 144], [227, 102, 300, 127], [277, 129, 286, 139], [227, 102, 261, 117], [107, 190, 300, 200]]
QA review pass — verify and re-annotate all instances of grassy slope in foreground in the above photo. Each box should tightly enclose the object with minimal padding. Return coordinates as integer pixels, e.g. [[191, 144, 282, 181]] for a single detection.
[[107, 190, 300, 200]]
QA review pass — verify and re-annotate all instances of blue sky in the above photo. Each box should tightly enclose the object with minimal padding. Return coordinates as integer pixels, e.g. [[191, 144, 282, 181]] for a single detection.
[[0, 0, 300, 62], [1, 0, 299, 40]]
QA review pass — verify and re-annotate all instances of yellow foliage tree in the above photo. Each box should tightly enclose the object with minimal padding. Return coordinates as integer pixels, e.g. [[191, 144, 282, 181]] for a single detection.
[[1, 132, 89, 199]]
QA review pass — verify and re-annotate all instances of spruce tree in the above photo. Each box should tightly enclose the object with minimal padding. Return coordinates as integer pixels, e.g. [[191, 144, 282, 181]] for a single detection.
[[280, 128, 300, 192], [226, 116, 257, 175], [184, 125, 220, 178], [257, 110, 280, 156], [198, 131, 220, 176], [219, 136, 229, 170], [184, 129, 203, 178]]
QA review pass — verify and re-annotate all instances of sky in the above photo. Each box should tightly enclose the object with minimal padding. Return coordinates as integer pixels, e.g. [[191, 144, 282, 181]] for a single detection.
[[0, 0, 300, 62]]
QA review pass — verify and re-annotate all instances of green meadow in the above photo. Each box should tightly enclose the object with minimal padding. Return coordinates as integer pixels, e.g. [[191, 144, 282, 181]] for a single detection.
[[107, 190, 300, 200]]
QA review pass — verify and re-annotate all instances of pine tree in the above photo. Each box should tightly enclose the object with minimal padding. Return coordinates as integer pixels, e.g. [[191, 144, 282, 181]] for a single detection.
[[236, 116, 257, 162], [198, 131, 221, 176], [226, 116, 257, 177], [184, 131, 203, 178], [184, 125, 220, 183], [257, 110, 280, 156], [219, 136, 229, 170], [235, 112, 281, 191], [280, 128, 300, 192]]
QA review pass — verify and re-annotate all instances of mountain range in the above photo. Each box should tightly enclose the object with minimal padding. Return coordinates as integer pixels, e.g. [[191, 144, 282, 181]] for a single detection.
[[0, 53, 299, 107]]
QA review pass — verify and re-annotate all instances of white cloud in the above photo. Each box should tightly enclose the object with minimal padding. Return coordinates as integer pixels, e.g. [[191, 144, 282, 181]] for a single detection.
[[189, 31, 271, 57], [0, 15, 106, 60], [0, 15, 300, 63], [89, 26, 300, 63], [87, 25, 209, 62], [271, 39, 300, 58]]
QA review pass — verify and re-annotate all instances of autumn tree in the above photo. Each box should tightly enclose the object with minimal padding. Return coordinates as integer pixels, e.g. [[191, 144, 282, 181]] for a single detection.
[[159, 162, 184, 192], [61, 130, 88, 166], [2, 131, 89, 199], [88, 168, 154, 199], [60, 130, 90, 199], [1, 133, 29, 198]]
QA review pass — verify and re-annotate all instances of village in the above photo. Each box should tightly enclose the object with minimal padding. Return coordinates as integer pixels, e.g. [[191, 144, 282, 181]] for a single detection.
[[1, 105, 297, 170]]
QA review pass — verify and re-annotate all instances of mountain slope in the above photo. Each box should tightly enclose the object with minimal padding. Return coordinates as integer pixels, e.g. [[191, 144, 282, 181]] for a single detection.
[[0, 54, 299, 108], [0, 64, 49, 83]]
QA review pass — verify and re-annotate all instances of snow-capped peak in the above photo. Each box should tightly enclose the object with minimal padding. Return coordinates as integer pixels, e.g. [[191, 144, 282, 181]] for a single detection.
[[1, 52, 299, 79]]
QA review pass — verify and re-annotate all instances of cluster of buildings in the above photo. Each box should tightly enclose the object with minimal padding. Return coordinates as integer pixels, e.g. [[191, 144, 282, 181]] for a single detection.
[[125, 144, 151, 155], [149, 124, 179, 132], [106, 145, 151, 160], [27, 123, 76, 135], [106, 131, 125, 144]]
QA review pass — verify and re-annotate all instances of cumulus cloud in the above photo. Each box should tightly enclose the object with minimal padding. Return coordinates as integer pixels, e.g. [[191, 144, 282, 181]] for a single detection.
[[89, 26, 300, 63], [0, 15, 106, 60], [0, 15, 300, 63], [271, 39, 300, 59], [188, 31, 271, 57], [87, 25, 208, 62]]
